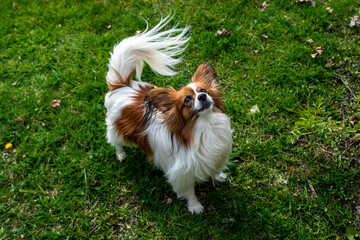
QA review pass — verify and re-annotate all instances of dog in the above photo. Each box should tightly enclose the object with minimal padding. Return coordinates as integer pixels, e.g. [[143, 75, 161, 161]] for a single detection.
[[105, 16, 232, 214]]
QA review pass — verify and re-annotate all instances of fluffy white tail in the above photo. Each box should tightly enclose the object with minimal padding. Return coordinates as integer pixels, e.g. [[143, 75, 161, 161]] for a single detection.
[[106, 16, 190, 89]]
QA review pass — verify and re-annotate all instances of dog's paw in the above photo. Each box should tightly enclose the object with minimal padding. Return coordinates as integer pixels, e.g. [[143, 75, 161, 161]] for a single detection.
[[188, 201, 204, 214], [213, 172, 227, 182], [116, 151, 126, 162]]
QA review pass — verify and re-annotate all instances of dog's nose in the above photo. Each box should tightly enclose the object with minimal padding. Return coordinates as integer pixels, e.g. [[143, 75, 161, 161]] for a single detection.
[[198, 93, 207, 102]]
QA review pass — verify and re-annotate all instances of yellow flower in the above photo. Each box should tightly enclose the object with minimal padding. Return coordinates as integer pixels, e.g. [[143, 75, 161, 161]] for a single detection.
[[5, 143, 13, 149]]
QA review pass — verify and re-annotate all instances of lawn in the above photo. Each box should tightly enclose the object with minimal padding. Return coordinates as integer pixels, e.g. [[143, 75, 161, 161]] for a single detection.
[[1, 0, 359, 239]]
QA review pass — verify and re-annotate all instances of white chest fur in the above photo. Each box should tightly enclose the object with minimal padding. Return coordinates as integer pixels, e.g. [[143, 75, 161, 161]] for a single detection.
[[147, 112, 232, 184]]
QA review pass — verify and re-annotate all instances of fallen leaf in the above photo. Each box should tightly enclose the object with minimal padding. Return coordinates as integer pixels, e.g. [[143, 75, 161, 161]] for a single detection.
[[311, 46, 323, 58], [5, 143, 13, 149], [315, 46, 323, 55], [17, 115, 25, 122], [355, 205, 360, 215], [296, 0, 316, 7], [288, 166, 295, 174], [256, 1, 268, 11], [135, 30, 141, 35], [349, 16, 360, 28], [215, 29, 232, 36], [326, 7, 333, 13], [50, 99, 61, 108], [350, 120, 358, 126]]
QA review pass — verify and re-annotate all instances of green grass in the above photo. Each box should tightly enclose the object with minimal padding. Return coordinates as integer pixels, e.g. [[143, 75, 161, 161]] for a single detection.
[[1, 0, 359, 239]]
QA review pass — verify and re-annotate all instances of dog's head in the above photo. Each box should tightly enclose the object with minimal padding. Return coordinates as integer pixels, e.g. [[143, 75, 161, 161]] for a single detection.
[[147, 64, 224, 146]]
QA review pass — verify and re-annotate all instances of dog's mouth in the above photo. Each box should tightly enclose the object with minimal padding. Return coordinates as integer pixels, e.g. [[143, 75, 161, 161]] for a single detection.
[[196, 102, 213, 114]]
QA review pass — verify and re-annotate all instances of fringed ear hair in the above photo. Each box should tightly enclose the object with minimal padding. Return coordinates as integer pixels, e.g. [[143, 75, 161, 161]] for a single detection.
[[191, 64, 218, 86], [147, 87, 177, 113]]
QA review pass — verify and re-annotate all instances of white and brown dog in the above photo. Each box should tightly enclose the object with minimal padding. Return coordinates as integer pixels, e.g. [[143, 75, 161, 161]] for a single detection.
[[105, 16, 232, 214]]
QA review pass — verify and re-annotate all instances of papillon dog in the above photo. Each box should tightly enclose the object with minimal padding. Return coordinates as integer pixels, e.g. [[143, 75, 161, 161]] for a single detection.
[[105, 16, 232, 214]]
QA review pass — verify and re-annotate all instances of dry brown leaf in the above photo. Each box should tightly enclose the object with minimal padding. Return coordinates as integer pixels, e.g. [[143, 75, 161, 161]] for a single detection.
[[256, 1, 268, 11], [17, 115, 25, 122], [315, 46, 323, 55], [215, 29, 232, 36], [350, 120, 359, 126], [311, 46, 324, 58], [50, 99, 61, 108], [349, 16, 360, 28], [260, 1, 268, 11]]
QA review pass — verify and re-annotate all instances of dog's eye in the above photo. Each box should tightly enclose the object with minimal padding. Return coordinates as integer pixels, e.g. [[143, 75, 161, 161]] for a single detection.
[[184, 96, 192, 104], [200, 88, 207, 93]]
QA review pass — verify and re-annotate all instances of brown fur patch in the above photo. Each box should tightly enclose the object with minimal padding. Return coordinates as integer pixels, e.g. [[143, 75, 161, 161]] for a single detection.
[[149, 86, 197, 147], [107, 69, 134, 91], [113, 84, 154, 158]]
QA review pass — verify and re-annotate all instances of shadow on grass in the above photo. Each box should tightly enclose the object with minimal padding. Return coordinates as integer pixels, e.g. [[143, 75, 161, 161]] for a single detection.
[[97, 147, 272, 239]]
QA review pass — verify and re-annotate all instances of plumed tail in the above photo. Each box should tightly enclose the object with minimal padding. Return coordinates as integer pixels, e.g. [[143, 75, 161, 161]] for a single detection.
[[106, 15, 190, 91]]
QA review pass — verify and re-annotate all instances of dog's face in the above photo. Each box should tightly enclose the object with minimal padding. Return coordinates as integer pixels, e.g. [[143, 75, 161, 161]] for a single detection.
[[147, 64, 224, 146]]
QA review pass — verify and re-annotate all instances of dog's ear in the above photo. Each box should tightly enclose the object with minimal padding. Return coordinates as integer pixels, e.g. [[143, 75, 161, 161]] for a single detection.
[[148, 87, 177, 112], [191, 64, 217, 86]]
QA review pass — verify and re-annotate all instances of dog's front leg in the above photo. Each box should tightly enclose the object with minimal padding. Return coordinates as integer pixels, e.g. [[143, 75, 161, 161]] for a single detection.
[[169, 177, 204, 214], [181, 186, 204, 214]]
